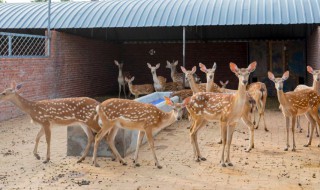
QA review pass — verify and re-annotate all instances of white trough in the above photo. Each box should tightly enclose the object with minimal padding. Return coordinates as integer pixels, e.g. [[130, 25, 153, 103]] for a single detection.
[[67, 92, 179, 157]]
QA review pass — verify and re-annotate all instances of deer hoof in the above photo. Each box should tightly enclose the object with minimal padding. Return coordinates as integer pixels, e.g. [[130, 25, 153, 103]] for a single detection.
[[228, 163, 233, 167], [34, 154, 40, 160], [317, 134, 320, 137], [111, 158, 116, 161], [43, 159, 50, 164], [221, 163, 227, 167], [284, 147, 288, 151], [292, 148, 296, 152], [120, 161, 127, 166], [135, 163, 140, 167], [303, 144, 309, 147], [245, 148, 252, 152], [217, 140, 222, 144], [77, 158, 85, 163], [265, 128, 269, 132], [157, 165, 163, 169], [318, 144, 320, 148], [94, 163, 100, 167], [195, 158, 200, 162], [307, 135, 310, 138], [200, 157, 206, 161]]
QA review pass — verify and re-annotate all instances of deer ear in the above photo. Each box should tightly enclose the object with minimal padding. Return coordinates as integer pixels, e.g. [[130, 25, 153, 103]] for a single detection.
[[229, 62, 239, 73], [125, 77, 129, 82], [307, 66, 314, 74], [16, 83, 22, 91], [212, 62, 217, 70], [114, 60, 119, 66], [174, 61, 178, 66], [156, 63, 160, 69], [226, 80, 229, 84], [166, 61, 170, 66], [248, 61, 257, 73], [191, 66, 197, 74], [147, 63, 152, 68], [268, 72, 275, 81], [181, 66, 187, 73], [199, 63, 207, 73], [220, 81, 223, 85], [282, 71, 289, 81], [164, 96, 174, 106], [131, 76, 135, 81]]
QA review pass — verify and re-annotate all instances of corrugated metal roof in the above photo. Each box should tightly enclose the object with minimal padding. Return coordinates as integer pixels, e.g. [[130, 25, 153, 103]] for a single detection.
[[0, 0, 320, 29]]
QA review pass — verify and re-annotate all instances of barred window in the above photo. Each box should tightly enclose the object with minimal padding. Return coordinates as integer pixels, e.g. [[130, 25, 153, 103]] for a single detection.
[[0, 32, 49, 58]]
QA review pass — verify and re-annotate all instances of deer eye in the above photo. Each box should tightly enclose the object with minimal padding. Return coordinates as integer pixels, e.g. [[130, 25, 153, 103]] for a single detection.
[[1, 93, 6, 95]]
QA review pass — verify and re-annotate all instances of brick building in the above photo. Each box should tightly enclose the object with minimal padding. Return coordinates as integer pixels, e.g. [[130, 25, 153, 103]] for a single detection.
[[0, 0, 320, 121]]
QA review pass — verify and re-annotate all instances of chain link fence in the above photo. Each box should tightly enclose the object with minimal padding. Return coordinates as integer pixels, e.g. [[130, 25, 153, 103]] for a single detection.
[[0, 32, 49, 58]]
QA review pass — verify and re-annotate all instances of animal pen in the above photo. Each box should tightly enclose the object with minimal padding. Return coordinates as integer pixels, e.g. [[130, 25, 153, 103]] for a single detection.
[[0, 0, 320, 189]]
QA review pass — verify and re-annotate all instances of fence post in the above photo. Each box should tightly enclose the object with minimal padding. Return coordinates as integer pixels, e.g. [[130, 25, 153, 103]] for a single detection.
[[8, 35, 12, 56]]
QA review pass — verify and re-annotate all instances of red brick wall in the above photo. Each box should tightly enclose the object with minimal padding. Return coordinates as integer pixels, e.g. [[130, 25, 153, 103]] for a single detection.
[[0, 31, 247, 122], [0, 31, 121, 121], [121, 42, 248, 89], [307, 27, 320, 86]]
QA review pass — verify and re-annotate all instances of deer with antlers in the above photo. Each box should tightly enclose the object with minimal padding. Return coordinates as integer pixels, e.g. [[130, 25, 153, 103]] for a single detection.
[[92, 97, 184, 169], [185, 62, 257, 167], [268, 71, 320, 151], [125, 76, 154, 99], [0, 82, 105, 164], [147, 63, 183, 91], [115, 60, 131, 98], [294, 66, 320, 137]]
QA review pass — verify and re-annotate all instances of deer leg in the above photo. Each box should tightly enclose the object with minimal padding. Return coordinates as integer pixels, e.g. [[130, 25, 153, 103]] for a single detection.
[[145, 128, 162, 169], [77, 125, 94, 163], [118, 83, 121, 98], [220, 122, 227, 167], [217, 123, 222, 144], [93, 125, 113, 167], [42, 123, 51, 164], [123, 84, 127, 99], [190, 119, 204, 161], [135, 94, 139, 99], [133, 130, 145, 167], [284, 117, 290, 151], [225, 123, 236, 166], [33, 127, 45, 160], [106, 127, 126, 165], [194, 122, 207, 161], [291, 116, 296, 152], [304, 113, 315, 147], [241, 115, 254, 152], [296, 116, 303, 133]]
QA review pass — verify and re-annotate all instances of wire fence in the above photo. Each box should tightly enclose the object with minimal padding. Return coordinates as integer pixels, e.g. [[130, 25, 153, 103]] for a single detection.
[[0, 32, 49, 58]]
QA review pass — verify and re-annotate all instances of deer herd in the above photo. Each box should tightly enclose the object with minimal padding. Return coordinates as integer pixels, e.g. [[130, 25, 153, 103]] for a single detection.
[[0, 60, 320, 170]]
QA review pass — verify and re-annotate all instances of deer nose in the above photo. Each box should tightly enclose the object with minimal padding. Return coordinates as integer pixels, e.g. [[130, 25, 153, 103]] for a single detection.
[[243, 80, 248, 85], [209, 76, 213, 79], [317, 78, 320, 81]]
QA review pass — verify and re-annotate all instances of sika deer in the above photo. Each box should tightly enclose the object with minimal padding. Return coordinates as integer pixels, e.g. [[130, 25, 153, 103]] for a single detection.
[[0, 82, 103, 163], [115, 60, 131, 98], [268, 71, 320, 151], [125, 76, 154, 99], [92, 97, 184, 169], [185, 62, 257, 167], [181, 66, 207, 93], [220, 80, 229, 89], [294, 66, 320, 137]]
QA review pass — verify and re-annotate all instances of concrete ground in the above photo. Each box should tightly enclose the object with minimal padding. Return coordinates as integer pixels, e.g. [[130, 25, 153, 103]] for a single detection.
[[0, 109, 320, 190]]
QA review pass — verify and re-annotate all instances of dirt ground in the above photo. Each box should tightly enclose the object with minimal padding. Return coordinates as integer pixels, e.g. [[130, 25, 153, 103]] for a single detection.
[[0, 109, 320, 190]]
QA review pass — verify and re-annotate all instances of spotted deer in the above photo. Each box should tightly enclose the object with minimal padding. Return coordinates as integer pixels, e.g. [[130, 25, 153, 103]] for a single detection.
[[125, 76, 154, 99], [220, 80, 229, 89], [294, 66, 320, 137], [268, 71, 320, 151], [185, 62, 257, 167], [0, 82, 103, 164], [115, 60, 131, 98], [92, 97, 184, 169], [198, 62, 222, 92], [148, 63, 183, 91]]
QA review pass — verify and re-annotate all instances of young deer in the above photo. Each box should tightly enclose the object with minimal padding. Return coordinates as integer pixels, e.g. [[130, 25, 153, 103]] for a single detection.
[[181, 66, 207, 93], [198, 62, 222, 92], [166, 60, 184, 83], [92, 97, 184, 169], [294, 66, 320, 137], [148, 63, 183, 91], [220, 80, 229, 89], [185, 62, 257, 167], [0, 82, 102, 164], [268, 71, 320, 151], [125, 76, 154, 99], [115, 60, 130, 98]]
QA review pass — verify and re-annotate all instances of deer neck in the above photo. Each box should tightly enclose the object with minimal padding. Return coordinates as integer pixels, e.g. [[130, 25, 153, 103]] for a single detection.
[[188, 76, 201, 92], [312, 80, 320, 94], [159, 110, 176, 128], [206, 77, 214, 92], [276, 90, 288, 107], [152, 72, 160, 84], [232, 81, 247, 108], [118, 68, 123, 78], [10, 93, 35, 114], [170, 67, 177, 79]]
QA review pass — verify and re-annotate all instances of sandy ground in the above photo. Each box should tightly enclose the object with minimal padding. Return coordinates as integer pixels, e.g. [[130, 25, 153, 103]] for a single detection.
[[0, 110, 320, 190]]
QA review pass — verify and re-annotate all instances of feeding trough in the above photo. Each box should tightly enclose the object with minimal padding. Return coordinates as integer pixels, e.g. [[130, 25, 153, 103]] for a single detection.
[[67, 92, 179, 157]]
